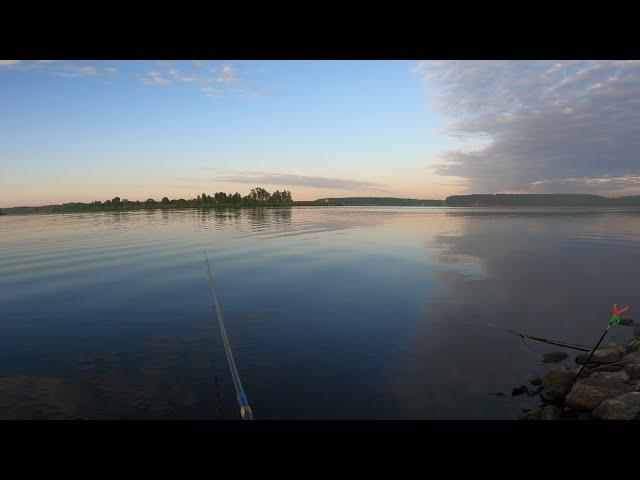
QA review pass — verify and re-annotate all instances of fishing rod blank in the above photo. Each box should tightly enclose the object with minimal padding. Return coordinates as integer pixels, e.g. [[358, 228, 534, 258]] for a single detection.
[[570, 303, 631, 388], [204, 251, 254, 420]]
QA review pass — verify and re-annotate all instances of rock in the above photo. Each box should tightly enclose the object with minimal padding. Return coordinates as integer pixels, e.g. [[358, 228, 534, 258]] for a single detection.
[[623, 364, 640, 380], [590, 370, 630, 382], [592, 393, 640, 420], [586, 364, 623, 372], [565, 377, 634, 411], [512, 385, 528, 396], [575, 347, 624, 365], [527, 386, 543, 397], [577, 412, 595, 420], [540, 367, 576, 403], [634, 325, 640, 339], [520, 405, 562, 420], [620, 352, 640, 365], [528, 374, 542, 386], [543, 351, 569, 363], [627, 339, 640, 354]]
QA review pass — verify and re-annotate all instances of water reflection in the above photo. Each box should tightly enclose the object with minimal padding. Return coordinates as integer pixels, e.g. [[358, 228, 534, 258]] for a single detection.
[[1, 207, 639, 418], [394, 209, 640, 418]]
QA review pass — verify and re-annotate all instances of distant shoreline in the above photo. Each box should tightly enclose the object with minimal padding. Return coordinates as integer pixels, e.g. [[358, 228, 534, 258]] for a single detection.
[[3, 193, 640, 216], [4, 204, 640, 217], [0, 201, 326, 216]]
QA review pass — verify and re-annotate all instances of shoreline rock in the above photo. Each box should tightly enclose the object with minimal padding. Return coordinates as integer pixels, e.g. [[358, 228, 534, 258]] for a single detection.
[[540, 366, 576, 403], [575, 347, 624, 365], [564, 377, 634, 411], [592, 393, 640, 420], [517, 339, 640, 420], [520, 405, 563, 420]]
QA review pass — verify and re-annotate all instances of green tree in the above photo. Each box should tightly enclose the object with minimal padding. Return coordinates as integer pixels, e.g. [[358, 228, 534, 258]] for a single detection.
[[112, 197, 121, 206], [250, 187, 271, 202]]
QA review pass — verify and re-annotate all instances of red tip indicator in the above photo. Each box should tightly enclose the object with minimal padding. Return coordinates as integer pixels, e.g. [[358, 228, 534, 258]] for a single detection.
[[612, 304, 630, 317]]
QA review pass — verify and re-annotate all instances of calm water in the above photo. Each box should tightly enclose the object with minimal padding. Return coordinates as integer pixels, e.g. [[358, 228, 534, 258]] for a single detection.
[[1, 207, 639, 419]]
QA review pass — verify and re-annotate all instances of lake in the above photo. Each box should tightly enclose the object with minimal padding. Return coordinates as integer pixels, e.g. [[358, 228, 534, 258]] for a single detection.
[[1, 207, 639, 419]]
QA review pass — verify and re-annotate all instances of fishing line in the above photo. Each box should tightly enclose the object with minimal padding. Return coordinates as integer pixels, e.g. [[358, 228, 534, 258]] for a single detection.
[[204, 251, 254, 420]]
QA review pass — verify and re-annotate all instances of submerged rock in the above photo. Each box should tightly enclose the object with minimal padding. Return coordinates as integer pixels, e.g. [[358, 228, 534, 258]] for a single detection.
[[592, 393, 640, 420], [564, 377, 634, 411], [512, 385, 528, 396], [528, 374, 542, 386], [520, 405, 562, 420], [575, 347, 624, 365], [540, 367, 576, 403], [542, 351, 569, 363], [528, 386, 543, 396]]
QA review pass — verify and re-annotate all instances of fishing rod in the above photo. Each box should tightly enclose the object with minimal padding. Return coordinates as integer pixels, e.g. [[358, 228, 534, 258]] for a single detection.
[[504, 328, 591, 352], [571, 303, 630, 387], [204, 251, 254, 420]]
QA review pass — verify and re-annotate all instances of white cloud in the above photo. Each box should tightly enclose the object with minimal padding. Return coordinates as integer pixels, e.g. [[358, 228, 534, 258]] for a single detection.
[[0, 60, 250, 101], [137, 71, 172, 86], [52, 64, 118, 77], [203, 168, 387, 191], [416, 60, 640, 195], [201, 87, 223, 98], [140, 62, 244, 98], [162, 63, 238, 86], [0, 60, 22, 67], [530, 175, 640, 195]]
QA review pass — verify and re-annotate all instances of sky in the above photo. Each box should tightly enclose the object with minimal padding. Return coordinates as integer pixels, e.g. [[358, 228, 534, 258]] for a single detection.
[[1, 60, 639, 207]]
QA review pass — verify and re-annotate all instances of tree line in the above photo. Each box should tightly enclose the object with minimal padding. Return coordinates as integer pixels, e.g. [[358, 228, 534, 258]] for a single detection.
[[1, 187, 296, 215], [92, 187, 293, 208]]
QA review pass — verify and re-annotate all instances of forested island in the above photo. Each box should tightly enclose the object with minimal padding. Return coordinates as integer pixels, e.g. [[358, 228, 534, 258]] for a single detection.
[[0, 188, 323, 215], [4, 192, 640, 216]]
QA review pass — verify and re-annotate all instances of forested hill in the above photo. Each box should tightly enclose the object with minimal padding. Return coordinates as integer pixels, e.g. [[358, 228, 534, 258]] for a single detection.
[[321, 197, 444, 206], [443, 194, 640, 207]]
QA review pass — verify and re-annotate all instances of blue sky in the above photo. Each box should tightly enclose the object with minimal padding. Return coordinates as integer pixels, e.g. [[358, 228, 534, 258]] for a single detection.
[[2, 60, 639, 207], [0, 60, 461, 206]]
